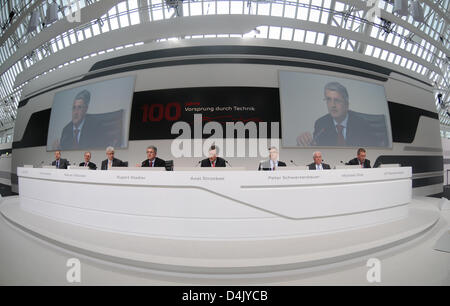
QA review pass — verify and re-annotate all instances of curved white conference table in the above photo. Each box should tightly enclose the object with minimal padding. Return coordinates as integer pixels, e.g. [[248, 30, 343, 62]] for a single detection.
[[1, 166, 445, 280], [16, 166, 412, 239]]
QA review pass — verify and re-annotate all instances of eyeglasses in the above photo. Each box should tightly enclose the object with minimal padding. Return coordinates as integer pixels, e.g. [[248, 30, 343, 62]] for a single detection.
[[323, 97, 346, 105], [72, 106, 87, 111]]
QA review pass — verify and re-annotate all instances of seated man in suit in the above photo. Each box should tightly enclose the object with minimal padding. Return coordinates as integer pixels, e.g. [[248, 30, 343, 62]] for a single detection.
[[347, 148, 371, 168], [140, 146, 166, 167], [308, 151, 331, 170], [101, 146, 126, 170], [51, 150, 69, 169], [79, 151, 97, 170], [258, 146, 287, 170], [297, 82, 379, 147], [201, 145, 226, 167]]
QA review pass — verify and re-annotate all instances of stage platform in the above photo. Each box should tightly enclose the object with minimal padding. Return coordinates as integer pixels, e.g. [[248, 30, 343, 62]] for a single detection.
[[1, 195, 449, 285], [0, 167, 448, 285]]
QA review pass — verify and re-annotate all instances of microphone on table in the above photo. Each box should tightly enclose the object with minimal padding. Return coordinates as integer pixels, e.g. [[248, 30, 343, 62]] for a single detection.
[[195, 160, 201, 167], [335, 161, 343, 169], [34, 161, 44, 168], [225, 160, 232, 167], [290, 160, 298, 166]]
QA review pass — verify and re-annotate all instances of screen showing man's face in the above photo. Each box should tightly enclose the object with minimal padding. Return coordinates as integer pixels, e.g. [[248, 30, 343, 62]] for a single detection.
[[279, 71, 392, 148], [72, 99, 88, 126], [324, 89, 348, 122]]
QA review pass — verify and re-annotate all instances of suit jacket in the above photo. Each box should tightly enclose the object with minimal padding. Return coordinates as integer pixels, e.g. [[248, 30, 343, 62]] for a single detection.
[[346, 158, 371, 168], [141, 157, 166, 167], [312, 110, 379, 147], [307, 163, 331, 170], [52, 158, 69, 169], [79, 161, 97, 170], [60, 115, 106, 150], [258, 160, 287, 171], [200, 157, 226, 167], [101, 158, 125, 170]]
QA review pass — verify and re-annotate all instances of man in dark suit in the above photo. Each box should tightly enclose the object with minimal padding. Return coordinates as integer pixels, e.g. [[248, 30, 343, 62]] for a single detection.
[[307, 151, 331, 170], [297, 82, 379, 147], [200, 145, 226, 167], [347, 148, 371, 168], [79, 151, 97, 170], [141, 146, 165, 167], [59, 90, 106, 150], [101, 146, 126, 170], [51, 150, 69, 169], [258, 147, 287, 170]]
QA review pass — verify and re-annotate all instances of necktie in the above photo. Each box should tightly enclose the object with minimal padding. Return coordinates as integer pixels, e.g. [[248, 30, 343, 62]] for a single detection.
[[56, 160, 59, 168], [150, 160, 153, 167], [336, 124, 345, 146], [73, 128, 80, 147], [108, 160, 112, 169], [212, 161, 215, 167], [85, 162, 88, 168]]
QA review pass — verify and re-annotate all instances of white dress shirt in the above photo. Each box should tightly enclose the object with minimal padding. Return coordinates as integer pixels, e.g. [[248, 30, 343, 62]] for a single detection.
[[269, 160, 279, 170]]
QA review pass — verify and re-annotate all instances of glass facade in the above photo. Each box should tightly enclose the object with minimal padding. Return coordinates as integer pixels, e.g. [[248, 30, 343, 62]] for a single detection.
[[0, 0, 448, 129]]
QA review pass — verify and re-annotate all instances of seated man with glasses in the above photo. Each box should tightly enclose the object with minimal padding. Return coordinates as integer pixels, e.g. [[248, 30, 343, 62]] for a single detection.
[[139, 146, 166, 168], [296, 82, 378, 147]]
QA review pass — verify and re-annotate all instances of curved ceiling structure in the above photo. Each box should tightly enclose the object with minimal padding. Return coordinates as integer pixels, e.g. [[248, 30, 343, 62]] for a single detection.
[[0, 0, 448, 130]]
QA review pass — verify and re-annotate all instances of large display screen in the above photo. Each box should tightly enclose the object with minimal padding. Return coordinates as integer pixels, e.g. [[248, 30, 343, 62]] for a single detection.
[[279, 71, 392, 148], [47, 76, 136, 151]]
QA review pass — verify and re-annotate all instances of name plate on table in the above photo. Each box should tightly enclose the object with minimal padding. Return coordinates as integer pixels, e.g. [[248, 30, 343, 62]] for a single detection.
[[277, 166, 309, 171], [175, 167, 247, 171], [110, 167, 165, 171], [335, 165, 362, 169]]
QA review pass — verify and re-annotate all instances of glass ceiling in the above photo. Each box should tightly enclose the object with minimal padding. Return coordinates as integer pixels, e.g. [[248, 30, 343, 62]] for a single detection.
[[0, 0, 448, 129]]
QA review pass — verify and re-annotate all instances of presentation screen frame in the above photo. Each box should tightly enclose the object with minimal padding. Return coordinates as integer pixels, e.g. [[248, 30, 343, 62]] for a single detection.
[[46, 75, 136, 152], [278, 70, 393, 149]]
